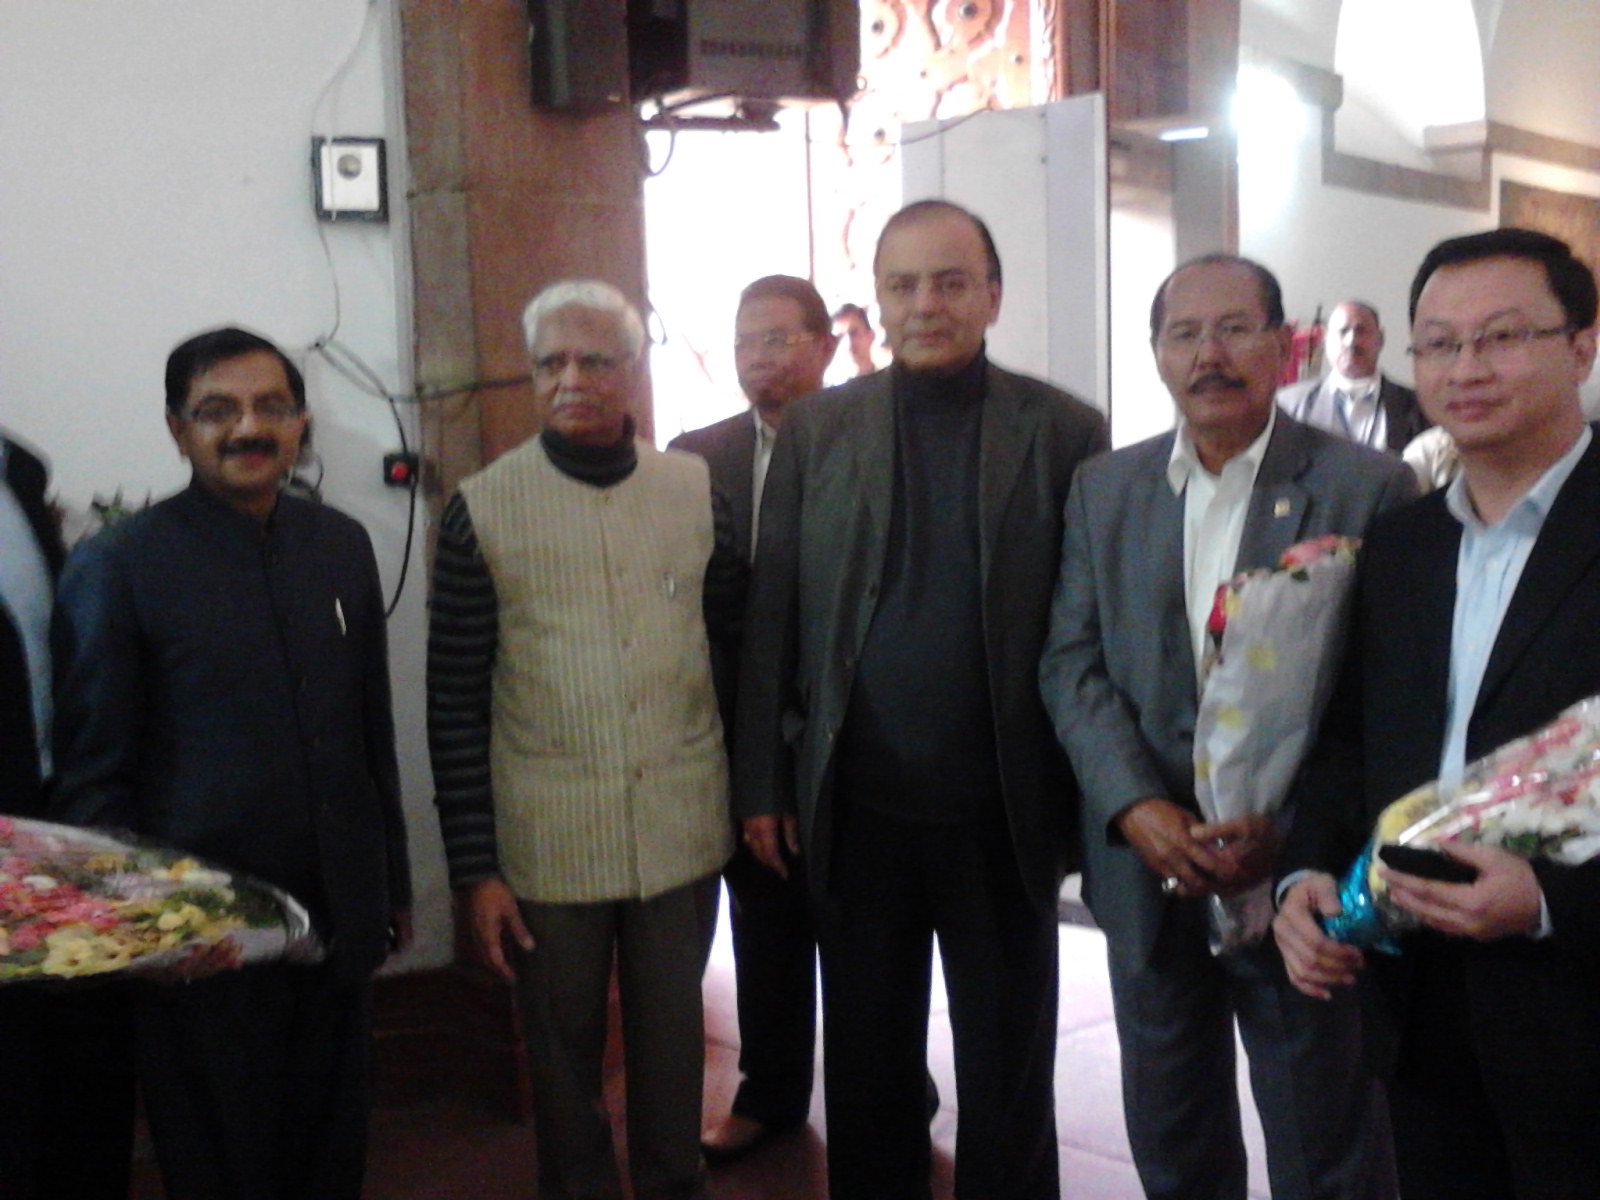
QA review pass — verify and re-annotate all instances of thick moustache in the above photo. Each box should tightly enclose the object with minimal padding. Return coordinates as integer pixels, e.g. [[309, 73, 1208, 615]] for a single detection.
[[220, 438, 280, 457], [1187, 372, 1246, 394]]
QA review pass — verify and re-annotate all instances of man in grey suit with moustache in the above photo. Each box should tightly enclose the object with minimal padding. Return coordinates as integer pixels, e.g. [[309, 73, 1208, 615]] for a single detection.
[[1040, 255, 1412, 1200]]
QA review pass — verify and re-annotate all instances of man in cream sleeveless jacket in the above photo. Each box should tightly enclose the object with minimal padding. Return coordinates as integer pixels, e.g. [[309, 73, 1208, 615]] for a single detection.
[[427, 281, 746, 1200]]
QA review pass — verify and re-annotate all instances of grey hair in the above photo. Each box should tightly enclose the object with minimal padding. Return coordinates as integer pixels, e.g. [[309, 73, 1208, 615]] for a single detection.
[[521, 280, 647, 359]]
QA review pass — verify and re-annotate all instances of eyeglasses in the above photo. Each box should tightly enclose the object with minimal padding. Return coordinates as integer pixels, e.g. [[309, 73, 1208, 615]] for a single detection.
[[183, 397, 304, 427], [532, 352, 629, 377], [1156, 319, 1274, 353], [878, 271, 988, 303], [734, 332, 818, 353], [1407, 320, 1572, 364]]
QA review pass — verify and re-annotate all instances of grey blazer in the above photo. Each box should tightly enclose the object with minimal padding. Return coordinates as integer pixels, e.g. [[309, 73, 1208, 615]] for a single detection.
[[734, 362, 1107, 913], [1039, 414, 1416, 970]]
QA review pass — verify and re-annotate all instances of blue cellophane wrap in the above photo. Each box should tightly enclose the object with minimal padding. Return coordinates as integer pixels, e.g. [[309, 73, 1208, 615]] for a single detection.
[[1318, 841, 1401, 955]]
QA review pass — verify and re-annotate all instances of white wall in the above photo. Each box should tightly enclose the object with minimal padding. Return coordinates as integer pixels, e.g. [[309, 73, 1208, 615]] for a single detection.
[[1240, 0, 1600, 403], [0, 1, 451, 969]]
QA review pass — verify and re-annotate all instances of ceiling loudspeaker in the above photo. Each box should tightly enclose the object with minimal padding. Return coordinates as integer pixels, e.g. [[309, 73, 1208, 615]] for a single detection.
[[527, 0, 859, 114]]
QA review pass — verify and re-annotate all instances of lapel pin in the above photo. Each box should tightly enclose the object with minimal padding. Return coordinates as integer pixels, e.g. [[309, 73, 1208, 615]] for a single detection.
[[1273, 498, 1292, 518]]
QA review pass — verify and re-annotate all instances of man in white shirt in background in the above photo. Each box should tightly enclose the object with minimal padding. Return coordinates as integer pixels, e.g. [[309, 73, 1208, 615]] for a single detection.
[[1278, 300, 1431, 454]]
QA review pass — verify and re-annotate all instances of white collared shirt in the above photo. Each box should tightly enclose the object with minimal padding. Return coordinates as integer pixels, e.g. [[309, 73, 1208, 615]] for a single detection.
[[750, 407, 778, 553], [1167, 408, 1277, 678], [1439, 425, 1593, 786], [1329, 372, 1386, 448]]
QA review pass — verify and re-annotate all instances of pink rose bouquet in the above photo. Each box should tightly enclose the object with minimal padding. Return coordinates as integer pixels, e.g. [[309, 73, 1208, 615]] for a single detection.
[[1324, 694, 1600, 950], [1195, 535, 1362, 952], [0, 817, 322, 981]]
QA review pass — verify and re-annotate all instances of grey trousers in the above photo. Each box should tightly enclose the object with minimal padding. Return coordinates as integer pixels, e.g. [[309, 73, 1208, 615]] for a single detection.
[[515, 875, 719, 1200], [1107, 897, 1397, 1200]]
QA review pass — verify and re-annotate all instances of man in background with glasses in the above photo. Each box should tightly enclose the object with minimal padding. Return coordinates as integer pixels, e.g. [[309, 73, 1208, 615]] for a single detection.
[[1277, 228, 1600, 1200], [1041, 254, 1411, 1200], [50, 326, 413, 1199], [429, 280, 746, 1200], [669, 275, 837, 1164]]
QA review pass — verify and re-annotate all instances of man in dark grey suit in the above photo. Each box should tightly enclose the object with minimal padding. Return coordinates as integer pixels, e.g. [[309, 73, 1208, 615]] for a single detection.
[[1040, 256, 1411, 1200], [737, 200, 1106, 1200], [669, 275, 837, 1162], [1277, 300, 1430, 453]]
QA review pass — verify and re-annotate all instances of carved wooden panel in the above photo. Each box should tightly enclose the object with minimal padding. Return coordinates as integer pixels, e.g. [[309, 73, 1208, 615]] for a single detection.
[[808, 1, 1048, 336]]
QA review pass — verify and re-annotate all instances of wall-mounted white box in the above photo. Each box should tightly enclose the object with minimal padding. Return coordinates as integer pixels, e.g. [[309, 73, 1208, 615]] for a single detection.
[[312, 136, 387, 222]]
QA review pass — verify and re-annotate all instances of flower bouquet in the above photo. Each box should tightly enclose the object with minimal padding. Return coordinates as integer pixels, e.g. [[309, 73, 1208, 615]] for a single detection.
[[0, 817, 323, 981], [1195, 535, 1362, 953], [1322, 695, 1600, 952]]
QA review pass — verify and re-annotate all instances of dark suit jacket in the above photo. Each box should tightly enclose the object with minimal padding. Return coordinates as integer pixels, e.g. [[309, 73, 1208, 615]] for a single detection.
[[1, 437, 65, 814], [1040, 415, 1417, 969], [51, 483, 411, 980], [1277, 373, 1430, 454], [1284, 429, 1600, 1070], [733, 362, 1107, 913], [670, 410, 760, 740], [670, 410, 759, 564]]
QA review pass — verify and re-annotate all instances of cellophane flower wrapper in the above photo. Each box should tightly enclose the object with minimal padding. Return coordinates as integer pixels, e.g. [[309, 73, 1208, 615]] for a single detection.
[[1323, 694, 1600, 951], [1194, 535, 1361, 953], [0, 817, 323, 982]]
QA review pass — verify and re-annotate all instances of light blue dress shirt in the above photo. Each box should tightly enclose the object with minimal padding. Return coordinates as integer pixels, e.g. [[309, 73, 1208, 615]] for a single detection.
[[0, 438, 56, 776], [1439, 426, 1593, 786]]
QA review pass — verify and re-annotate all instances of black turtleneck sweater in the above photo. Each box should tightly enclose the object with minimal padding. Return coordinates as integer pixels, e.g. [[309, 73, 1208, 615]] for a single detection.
[[836, 352, 1001, 823], [426, 421, 747, 886]]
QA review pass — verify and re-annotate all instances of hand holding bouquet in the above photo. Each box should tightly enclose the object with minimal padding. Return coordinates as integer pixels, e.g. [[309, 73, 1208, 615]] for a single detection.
[[0, 817, 322, 981], [1323, 695, 1600, 951], [1195, 535, 1362, 952]]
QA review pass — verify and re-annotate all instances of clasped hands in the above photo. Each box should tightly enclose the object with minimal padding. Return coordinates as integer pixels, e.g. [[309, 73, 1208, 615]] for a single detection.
[[1117, 797, 1281, 900]]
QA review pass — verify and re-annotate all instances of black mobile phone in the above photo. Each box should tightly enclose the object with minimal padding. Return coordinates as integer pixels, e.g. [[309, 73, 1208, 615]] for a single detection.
[[1378, 843, 1480, 884]]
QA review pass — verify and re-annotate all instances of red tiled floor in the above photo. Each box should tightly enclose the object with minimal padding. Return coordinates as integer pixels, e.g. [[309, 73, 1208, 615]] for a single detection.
[[133, 887, 1270, 1197]]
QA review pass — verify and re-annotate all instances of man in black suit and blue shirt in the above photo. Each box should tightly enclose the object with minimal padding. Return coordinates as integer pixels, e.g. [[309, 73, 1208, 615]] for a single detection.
[[737, 200, 1107, 1200], [1277, 300, 1430, 454], [1276, 229, 1600, 1200], [669, 275, 837, 1164], [1040, 255, 1410, 1200]]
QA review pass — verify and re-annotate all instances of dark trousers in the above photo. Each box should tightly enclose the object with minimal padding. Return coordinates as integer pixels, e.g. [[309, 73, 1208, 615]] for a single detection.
[[1106, 898, 1394, 1200], [515, 876, 720, 1200], [138, 966, 373, 1200], [817, 802, 1059, 1200], [721, 840, 817, 1129], [1386, 938, 1600, 1200], [0, 984, 136, 1200]]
